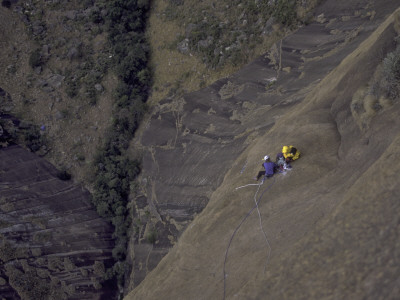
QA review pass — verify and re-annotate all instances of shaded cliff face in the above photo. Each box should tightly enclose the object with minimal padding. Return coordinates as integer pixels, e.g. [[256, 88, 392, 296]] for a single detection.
[[0, 144, 116, 299], [128, 0, 400, 298]]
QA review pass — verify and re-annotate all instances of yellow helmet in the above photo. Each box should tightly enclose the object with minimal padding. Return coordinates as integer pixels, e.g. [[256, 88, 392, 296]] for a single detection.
[[282, 146, 289, 153]]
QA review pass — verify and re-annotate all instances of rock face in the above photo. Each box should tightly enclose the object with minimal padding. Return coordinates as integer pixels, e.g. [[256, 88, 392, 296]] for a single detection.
[[127, 0, 400, 299], [0, 145, 116, 299]]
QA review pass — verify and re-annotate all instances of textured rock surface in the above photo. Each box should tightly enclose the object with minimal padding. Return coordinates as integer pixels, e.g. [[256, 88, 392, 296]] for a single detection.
[[0, 145, 116, 299], [127, 0, 400, 298]]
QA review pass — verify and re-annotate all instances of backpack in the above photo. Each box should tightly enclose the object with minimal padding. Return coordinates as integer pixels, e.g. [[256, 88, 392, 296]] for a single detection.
[[290, 147, 297, 155]]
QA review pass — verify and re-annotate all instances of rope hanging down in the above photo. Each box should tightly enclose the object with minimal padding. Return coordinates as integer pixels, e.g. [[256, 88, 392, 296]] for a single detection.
[[223, 177, 276, 299]]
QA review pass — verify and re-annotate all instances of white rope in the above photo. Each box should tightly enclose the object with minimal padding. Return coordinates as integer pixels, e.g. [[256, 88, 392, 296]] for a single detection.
[[224, 177, 275, 299], [235, 183, 261, 190], [253, 179, 272, 273]]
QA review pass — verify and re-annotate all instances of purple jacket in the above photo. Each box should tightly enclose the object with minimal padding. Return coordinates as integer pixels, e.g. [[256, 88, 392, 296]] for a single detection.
[[263, 162, 277, 176]]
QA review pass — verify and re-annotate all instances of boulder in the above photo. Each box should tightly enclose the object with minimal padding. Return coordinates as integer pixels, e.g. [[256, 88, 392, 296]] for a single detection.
[[177, 38, 190, 54], [94, 83, 103, 92], [47, 74, 65, 88]]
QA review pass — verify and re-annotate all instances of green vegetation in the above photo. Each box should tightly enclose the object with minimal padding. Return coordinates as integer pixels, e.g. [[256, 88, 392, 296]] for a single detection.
[[368, 38, 400, 103], [147, 228, 158, 244], [90, 0, 151, 285], [20, 124, 46, 153], [64, 56, 107, 104], [0, 240, 29, 263], [165, 0, 312, 68], [5, 263, 73, 299], [381, 43, 400, 100], [273, 0, 298, 26]]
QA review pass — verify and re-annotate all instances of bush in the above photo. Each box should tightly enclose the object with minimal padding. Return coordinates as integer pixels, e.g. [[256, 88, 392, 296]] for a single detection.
[[273, 0, 298, 27], [147, 229, 158, 244], [56, 169, 71, 181], [89, 0, 151, 287], [382, 44, 400, 100], [21, 125, 45, 152]]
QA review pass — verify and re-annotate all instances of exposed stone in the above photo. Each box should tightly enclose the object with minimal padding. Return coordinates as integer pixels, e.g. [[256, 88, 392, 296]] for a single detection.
[[65, 10, 78, 20], [128, 2, 400, 299], [94, 83, 103, 92], [2, 103, 14, 112], [46, 74, 65, 88], [34, 66, 42, 74], [31, 23, 45, 35], [198, 36, 213, 48], [262, 17, 275, 35], [177, 38, 190, 54], [42, 44, 50, 57], [55, 110, 64, 120], [0, 145, 116, 299], [67, 47, 79, 60]]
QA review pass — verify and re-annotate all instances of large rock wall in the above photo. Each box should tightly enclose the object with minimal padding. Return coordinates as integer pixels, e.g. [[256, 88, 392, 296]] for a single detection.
[[128, 0, 400, 297], [0, 144, 116, 299]]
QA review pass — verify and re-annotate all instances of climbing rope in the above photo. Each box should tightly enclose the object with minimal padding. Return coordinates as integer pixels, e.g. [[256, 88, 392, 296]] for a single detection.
[[235, 183, 260, 190], [223, 177, 276, 299], [253, 180, 272, 274]]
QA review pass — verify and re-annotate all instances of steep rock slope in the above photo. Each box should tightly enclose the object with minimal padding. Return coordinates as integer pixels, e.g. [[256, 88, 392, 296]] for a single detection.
[[128, 0, 400, 298], [0, 144, 116, 299]]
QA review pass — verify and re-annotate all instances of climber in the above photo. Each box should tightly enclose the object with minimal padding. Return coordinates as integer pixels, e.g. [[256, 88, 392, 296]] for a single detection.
[[282, 145, 300, 162], [254, 155, 277, 181], [275, 153, 288, 172]]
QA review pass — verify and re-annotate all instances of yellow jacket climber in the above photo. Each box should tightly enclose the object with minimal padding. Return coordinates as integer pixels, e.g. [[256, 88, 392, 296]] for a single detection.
[[282, 145, 300, 161]]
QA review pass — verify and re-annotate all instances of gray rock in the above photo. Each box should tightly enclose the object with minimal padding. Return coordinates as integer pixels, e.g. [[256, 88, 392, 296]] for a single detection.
[[2, 103, 14, 112], [65, 10, 78, 20], [94, 83, 103, 92], [82, 6, 99, 18], [47, 74, 65, 88], [101, 9, 108, 17], [263, 17, 275, 35], [34, 66, 42, 74], [198, 36, 213, 49], [42, 85, 54, 93], [214, 47, 222, 56], [32, 24, 45, 36], [42, 45, 50, 57], [6, 65, 15, 74], [177, 38, 190, 54], [55, 110, 64, 120], [67, 47, 79, 60]]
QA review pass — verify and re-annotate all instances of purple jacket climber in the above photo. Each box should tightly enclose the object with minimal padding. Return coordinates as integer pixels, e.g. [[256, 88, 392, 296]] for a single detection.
[[254, 155, 277, 181], [263, 161, 277, 177]]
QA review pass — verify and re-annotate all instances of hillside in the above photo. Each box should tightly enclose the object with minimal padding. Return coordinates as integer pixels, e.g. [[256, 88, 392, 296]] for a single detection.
[[1, 0, 400, 299], [126, 0, 400, 299]]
